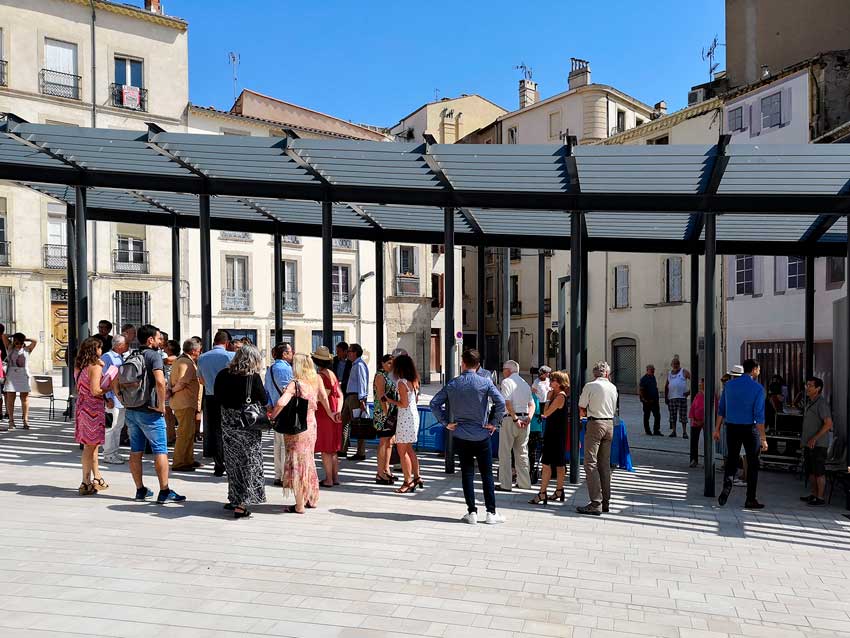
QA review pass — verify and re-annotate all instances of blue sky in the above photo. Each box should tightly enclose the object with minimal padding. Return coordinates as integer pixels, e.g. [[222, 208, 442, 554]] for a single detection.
[[168, 0, 725, 127]]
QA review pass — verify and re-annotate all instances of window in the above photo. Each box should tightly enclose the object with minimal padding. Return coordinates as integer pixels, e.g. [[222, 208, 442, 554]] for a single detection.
[[283, 260, 298, 311], [45, 214, 67, 269], [114, 56, 143, 88], [510, 275, 521, 314], [548, 112, 560, 139], [269, 330, 295, 354], [43, 38, 79, 99], [114, 291, 149, 329], [332, 264, 351, 313], [0, 28, 6, 87], [728, 106, 743, 131], [507, 127, 517, 144], [223, 255, 251, 310], [398, 245, 415, 275], [311, 330, 345, 353], [647, 135, 669, 145], [0, 285, 13, 331], [431, 244, 445, 254], [664, 256, 683, 303], [826, 256, 846, 288], [761, 92, 782, 128], [635, 117, 645, 127], [736, 255, 754, 295], [431, 273, 444, 309], [787, 256, 806, 289], [614, 265, 629, 308], [0, 197, 7, 266], [114, 236, 147, 273], [616, 110, 626, 133], [485, 275, 495, 316], [510, 248, 522, 261]]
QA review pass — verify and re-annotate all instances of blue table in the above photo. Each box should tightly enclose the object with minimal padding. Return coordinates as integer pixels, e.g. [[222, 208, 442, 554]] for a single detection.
[[565, 418, 635, 472]]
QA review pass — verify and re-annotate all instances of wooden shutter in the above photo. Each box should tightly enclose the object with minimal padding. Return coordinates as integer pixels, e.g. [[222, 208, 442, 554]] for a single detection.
[[774, 256, 788, 294], [749, 103, 762, 137], [753, 256, 764, 297], [725, 256, 736, 299], [781, 86, 792, 125], [741, 104, 749, 131]]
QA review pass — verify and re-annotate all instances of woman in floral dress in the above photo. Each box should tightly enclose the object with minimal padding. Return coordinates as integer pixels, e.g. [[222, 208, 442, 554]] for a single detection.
[[272, 353, 339, 514], [372, 354, 397, 484]]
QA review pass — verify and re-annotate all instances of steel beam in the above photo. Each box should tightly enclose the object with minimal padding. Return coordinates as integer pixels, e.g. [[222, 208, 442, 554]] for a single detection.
[[171, 217, 181, 341], [501, 248, 510, 366], [375, 239, 384, 358], [65, 206, 77, 383], [805, 254, 815, 379], [199, 194, 212, 351], [569, 212, 583, 485], [273, 226, 283, 344], [444, 206, 456, 474], [74, 187, 89, 343], [538, 250, 545, 368], [477, 247, 486, 363], [322, 200, 333, 348], [703, 213, 717, 498], [690, 252, 700, 395]]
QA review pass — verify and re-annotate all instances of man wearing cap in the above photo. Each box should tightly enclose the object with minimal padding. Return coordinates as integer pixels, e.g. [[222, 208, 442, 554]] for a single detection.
[[714, 358, 767, 509], [577, 361, 619, 516], [497, 360, 535, 491]]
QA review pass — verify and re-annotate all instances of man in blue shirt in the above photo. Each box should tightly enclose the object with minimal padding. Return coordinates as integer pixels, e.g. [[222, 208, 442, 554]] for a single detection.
[[431, 349, 507, 525], [198, 330, 235, 476], [101, 334, 129, 465], [714, 358, 767, 509], [341, 343, 370, 460], [266, 342, 293, 486]]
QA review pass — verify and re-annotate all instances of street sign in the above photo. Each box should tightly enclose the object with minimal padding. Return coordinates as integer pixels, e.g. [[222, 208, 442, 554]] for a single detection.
[[552, 321, 559, 328]]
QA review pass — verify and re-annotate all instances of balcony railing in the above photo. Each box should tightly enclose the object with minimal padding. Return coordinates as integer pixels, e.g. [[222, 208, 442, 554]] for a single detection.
[[0, 60, 7, 87], [220, 230, 251, 241], [110, 83, 148, 112], [43, 244, 66, 269], [222, 289, 252, 311], [282, 234, 301, 245], [395, 275, 420, 296], [333, 292, 352, 314], [333, 238, 353, 249], [0, 241, 9, 267], [282, 290, 300, 313], [510, 248, 522, 260], [112, 249, 149, 274], [40, 68, 81, 99], [510, 301, 522, 316]]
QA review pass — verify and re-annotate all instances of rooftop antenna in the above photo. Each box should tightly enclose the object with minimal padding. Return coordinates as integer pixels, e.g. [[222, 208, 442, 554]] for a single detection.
[[515, 62, 533, 80], [434, 88, 440, 101], [228, 51, 240, 102], [700, 36, 724, 82]]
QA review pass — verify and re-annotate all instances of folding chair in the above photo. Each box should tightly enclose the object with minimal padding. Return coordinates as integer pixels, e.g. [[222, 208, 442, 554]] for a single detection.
[[30, 375, 70, 420]]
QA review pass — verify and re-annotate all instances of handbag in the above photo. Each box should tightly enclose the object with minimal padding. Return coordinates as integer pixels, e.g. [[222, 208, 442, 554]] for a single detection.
[[239, 375, 271, 431], [274, 381, 308, 435], [350, 406, 377, 439]]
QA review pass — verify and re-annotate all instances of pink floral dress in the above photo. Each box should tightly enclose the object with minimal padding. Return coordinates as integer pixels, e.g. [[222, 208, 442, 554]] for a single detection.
[[74, 365, 117, 446], [283, 380, 320, 506]]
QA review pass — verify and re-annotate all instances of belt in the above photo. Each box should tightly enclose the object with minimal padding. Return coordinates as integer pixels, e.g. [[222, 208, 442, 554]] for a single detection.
[[726, 422, 754, 427], [587, 416, 613, 421], [514, 412, 528, 416]]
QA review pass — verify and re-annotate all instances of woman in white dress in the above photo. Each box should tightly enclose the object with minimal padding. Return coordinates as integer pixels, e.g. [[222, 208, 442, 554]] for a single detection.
[[4, 332, 38, 430], [381, 354, 422, 494]]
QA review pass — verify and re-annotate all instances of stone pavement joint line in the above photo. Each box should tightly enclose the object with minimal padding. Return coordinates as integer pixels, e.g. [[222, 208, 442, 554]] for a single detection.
[[0, 397, 849, 638]]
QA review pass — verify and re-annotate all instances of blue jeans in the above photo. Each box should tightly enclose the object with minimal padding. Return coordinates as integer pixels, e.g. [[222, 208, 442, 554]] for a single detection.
[[454, 436, 496, 514], [125, 409, 168, 455]]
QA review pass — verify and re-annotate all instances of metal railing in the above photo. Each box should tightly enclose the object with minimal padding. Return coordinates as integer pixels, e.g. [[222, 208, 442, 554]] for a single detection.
[[510, 301, 522, 316], [220, 230, 251, 241], [40, 68, 81, 99], [282, 234, 301, 245], [112, 249, 149, 274], [395, 275, 420, 296], [282, 290, 300, 312], [222, 289, 252, 311], [333, 238, 354, 249], [332, 292, 352, 314], [109, 83, 148, 112], [43, 244, 66, 269], [0, 241, 9, 267], [0, 60, 7, 87]]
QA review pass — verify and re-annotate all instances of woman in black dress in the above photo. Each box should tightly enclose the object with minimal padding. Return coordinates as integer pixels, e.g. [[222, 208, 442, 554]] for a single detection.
[[529, 370, 570, 506]]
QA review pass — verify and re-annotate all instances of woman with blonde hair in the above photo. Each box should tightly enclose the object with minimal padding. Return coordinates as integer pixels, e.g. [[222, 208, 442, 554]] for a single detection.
[[529, 370, 570, 506], [272, 353, 339, 514]]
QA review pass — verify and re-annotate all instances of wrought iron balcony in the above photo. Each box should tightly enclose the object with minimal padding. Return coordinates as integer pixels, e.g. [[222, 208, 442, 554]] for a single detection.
[[112, 249, 149, 274], [395, 275, 420, 296], [0, 241, 9, 267], [220, 230, 251, 241], [43, 244, 66, 269], [222, 289, 252, 311], [333, 238, 353, 249], [40, 69, 81, 99], [333, 292, 352, 314], [510, 301, 522, 316], [0, 60, 7, 87], [282, 234, 301, 245], [282, 290, 300, 313], [110, 83, 148, 112]]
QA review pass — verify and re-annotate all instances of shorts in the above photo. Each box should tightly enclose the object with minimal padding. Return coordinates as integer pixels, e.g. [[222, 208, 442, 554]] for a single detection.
[[125, 408, 168, 455], [803, 446, 827, 477]]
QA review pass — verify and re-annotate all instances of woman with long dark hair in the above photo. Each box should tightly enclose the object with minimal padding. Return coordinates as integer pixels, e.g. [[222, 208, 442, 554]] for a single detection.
[[382, 354, 422, 494], [529, 370, 570, 505], [373, 354, 397, 484], [5, 332, 38, 430]]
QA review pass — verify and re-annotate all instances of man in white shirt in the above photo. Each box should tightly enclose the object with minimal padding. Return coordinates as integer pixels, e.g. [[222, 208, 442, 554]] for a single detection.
[[497, 360, 535, 491], [577, 360, 619, 516], [531, 366, 552, 406]]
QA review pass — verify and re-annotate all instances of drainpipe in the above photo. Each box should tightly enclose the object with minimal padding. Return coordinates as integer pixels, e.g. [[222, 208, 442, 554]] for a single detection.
[[89, 0, 96, 127]]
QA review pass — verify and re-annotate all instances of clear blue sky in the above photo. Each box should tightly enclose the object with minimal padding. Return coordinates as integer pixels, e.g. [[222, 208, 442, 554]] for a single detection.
[[166, 0, 725, 127]]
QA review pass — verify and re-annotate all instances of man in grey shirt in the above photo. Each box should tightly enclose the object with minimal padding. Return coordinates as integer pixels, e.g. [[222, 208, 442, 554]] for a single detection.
[[799, 376, 833, 507]]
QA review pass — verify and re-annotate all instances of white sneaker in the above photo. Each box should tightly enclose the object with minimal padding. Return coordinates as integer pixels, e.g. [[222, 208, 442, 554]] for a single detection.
[[485, 512, 505, 525], [733, 478, 747, 487], [461, 512, 478, 525], [103, 454, 126, 464]]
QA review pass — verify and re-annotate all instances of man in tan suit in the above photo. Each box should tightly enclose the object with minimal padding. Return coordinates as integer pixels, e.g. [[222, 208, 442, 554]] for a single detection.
[[169, 338, 203, 472]]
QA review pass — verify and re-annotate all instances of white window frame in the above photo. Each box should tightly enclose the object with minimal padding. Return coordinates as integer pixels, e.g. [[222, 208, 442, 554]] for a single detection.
[[398, 245, 416, 276], [114, 55, 144, 88], [225, 255, 249, 291], [728, 106, 743, 131], [332, 264, 350, 297], [736, 255, 754, 295], [787, 255, 806, 290], [761, 92, 782, 129], [507, 126, 517, 144]]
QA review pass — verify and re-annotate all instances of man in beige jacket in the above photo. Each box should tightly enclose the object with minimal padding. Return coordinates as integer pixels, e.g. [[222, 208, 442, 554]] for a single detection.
[[169, 338, 203, 471]]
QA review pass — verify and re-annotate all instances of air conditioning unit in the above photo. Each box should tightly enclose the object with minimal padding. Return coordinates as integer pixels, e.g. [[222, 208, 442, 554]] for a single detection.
[[687, 88, 706, 106]]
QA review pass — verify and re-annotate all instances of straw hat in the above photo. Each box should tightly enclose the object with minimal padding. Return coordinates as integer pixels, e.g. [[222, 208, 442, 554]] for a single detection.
[[728, 364, 744, 377], [311, 346, 333, 362]]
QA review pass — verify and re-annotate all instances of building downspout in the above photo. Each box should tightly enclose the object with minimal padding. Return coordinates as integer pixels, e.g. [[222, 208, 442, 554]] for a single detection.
[[89, 0, 96, 127], [603, 252, 609, 361]]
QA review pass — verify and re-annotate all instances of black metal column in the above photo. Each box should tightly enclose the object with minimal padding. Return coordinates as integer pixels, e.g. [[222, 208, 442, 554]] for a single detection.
[[501, 247, 510, 365], [805, 254, 815, 379], [171, 218, 181, 341], [444, 206, 456, 474], [74, 187, 89, 342], [199, 194, 212, 351], [845, 215, 850, 488], [477, 247, 486, 363], [273, 226, 283, 344], [580, 232, 589, 388], [322, 200, 333, 348], [690, 252, 700, 393], [375, 239, 384, 358], [569, 212, 583, 484], [538, 250, 545, 367], [703, 213, 717, 497], [65, 207, 77, 378]]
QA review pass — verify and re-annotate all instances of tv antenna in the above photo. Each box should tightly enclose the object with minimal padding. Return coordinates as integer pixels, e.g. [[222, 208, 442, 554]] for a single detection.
[[515, 63, 533, 80], [228, 51, 240, 101], [434, 88, 440, 101], [700, 36, 724, 81]]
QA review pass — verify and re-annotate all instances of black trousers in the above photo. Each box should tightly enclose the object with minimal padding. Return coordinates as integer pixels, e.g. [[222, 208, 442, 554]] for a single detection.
[[642, 400, 661, 433], [723, 424, 759, 501], [690, 425, 704, 462], [455, 437, 496, 514], [202, 394, 225, 470]]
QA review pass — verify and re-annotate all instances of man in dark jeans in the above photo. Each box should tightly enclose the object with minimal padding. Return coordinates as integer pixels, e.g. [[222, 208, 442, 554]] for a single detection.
[[714, 358, 767, 509], [639, 364, 661, 435], [430, 349, 506, 525]]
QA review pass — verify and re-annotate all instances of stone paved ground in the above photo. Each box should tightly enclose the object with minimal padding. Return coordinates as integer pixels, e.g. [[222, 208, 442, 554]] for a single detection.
[[0, 396, 849, 638]]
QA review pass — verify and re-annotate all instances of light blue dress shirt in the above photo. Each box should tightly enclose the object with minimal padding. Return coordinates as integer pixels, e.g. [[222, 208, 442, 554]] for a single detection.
[[197, 345, 235, 396], [101, 350, 124, 409], [264, 359, 293, 406], [345, 357, 369, 400]]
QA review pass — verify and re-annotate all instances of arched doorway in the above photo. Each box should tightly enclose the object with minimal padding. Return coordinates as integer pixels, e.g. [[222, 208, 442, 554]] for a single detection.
[[611, 337, 637, 393]]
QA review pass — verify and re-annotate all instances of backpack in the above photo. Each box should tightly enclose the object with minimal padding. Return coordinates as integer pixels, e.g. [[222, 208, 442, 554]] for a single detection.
[[117, 350, 152, 409]]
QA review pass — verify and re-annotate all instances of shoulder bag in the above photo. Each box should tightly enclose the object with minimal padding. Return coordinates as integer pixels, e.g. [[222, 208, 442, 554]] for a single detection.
[[239, 375, 271, 431], [274, 381, 308, 435]]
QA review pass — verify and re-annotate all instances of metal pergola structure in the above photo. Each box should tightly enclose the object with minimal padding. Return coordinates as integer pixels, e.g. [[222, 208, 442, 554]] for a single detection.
[[1, 117, 848, 497]]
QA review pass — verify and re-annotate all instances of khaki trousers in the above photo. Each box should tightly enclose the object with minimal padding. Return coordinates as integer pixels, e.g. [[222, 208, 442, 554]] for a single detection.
[[273, 432, 286, 481], [172, 407, 197, 469], [498, 416, 531, 490], [584, 418, 614, 508]]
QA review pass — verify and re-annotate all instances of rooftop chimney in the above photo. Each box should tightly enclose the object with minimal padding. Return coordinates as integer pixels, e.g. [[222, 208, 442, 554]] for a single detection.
[[568, 58, 591, 90], [650, 100, 668, 120], [519, 78, 539, 109], [145, 0, 163, 14]]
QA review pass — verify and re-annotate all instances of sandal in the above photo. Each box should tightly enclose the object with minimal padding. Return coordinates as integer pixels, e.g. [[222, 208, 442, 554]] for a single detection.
[[22, 422, 29, 430], [528, 491, 548, 506], [283, 505, 305, 514], [92, 477, 109, 491], [78, 482, 96, 496], [233, 506, 251, 519], [395, 480, 416, 494], [550, 489, 565, 502], [414, 475, 425, 490]]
